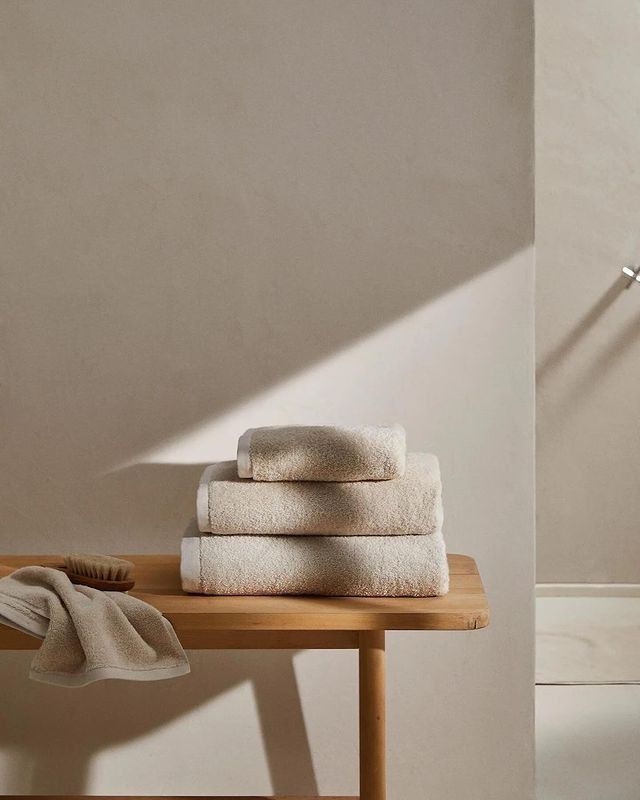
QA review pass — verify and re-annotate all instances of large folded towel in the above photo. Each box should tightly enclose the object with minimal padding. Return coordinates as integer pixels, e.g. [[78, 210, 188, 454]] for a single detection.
[[198, 452, 443, 536], [237, 424, 406, 482], [181, 531, 449, 596], [0, 566, 190, 687]]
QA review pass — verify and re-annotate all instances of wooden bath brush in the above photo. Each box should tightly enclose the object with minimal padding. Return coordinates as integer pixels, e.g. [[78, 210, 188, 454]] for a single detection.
[[47, 554, 135, 592]]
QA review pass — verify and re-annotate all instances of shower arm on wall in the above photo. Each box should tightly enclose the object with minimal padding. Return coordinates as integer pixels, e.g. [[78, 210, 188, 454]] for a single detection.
[[622, 265, 640, 287]]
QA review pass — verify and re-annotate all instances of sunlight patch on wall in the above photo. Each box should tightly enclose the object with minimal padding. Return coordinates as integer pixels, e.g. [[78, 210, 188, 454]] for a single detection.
[[124, 250, 530, 471]]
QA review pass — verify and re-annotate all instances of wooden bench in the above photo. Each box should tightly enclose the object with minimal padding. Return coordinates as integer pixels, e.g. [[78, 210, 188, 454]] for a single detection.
[[0, 553, 489, 800]]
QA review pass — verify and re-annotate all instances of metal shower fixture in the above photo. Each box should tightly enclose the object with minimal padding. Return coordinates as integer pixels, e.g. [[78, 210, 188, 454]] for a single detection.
[[622, 265, 640, 287]]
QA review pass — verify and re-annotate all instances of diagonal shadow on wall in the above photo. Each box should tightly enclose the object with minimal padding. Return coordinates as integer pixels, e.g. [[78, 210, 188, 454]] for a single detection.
[[1, 0, 533, 549], [0, 646, 326, 797]]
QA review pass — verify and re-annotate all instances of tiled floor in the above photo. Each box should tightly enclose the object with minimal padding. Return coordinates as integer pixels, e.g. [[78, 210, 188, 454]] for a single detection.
[[536, 685, 640, 800], [536, 593, 640, 799]]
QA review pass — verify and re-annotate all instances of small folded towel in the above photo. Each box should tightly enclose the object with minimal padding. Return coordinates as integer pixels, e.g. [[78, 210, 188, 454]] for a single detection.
[[181, 531, 449, 597], [0, 566, 190, 687], [237, 424, 406, 481], [198, 452, 443, 536]]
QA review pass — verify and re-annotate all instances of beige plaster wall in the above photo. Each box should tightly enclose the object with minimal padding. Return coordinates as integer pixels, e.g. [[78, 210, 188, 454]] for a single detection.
[[0, 2, 534, 797]]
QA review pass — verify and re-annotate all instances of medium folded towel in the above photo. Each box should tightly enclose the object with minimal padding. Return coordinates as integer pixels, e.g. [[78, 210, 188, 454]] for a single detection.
[[237, 424, 406, 481], [0, 566, 190, 687], [198, 452, 443, 536], [181, 531, 449, 597]]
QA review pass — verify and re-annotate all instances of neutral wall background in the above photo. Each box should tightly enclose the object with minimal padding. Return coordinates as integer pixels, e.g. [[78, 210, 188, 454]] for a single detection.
[[0, 1, 534, 798], [537, 0, 640, 583]]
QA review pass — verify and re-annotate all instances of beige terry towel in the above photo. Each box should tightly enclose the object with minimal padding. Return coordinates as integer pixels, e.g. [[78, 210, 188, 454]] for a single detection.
[[182, 531, 449, 597], [237, 424, 406, 481], [198, 452, 443, 536], [0, 567, 190, 687]]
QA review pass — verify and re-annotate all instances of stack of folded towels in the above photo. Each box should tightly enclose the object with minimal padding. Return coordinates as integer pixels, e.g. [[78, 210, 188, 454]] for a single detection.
[[181, 424, 449, 597]]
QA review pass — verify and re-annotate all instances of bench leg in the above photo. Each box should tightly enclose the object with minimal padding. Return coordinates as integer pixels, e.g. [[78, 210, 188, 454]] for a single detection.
[[359, 630, 386, 800]]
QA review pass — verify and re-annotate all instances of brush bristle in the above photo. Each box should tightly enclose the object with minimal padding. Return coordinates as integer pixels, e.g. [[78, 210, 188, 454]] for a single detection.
[[63, 554, 134, 582]]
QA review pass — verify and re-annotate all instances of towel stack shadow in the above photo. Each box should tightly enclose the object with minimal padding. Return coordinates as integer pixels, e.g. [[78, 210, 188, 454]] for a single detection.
[[182, 424, 449, 597]]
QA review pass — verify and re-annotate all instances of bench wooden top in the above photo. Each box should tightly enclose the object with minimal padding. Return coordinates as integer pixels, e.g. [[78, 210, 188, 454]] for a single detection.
[[0, 554, 488, 649]]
